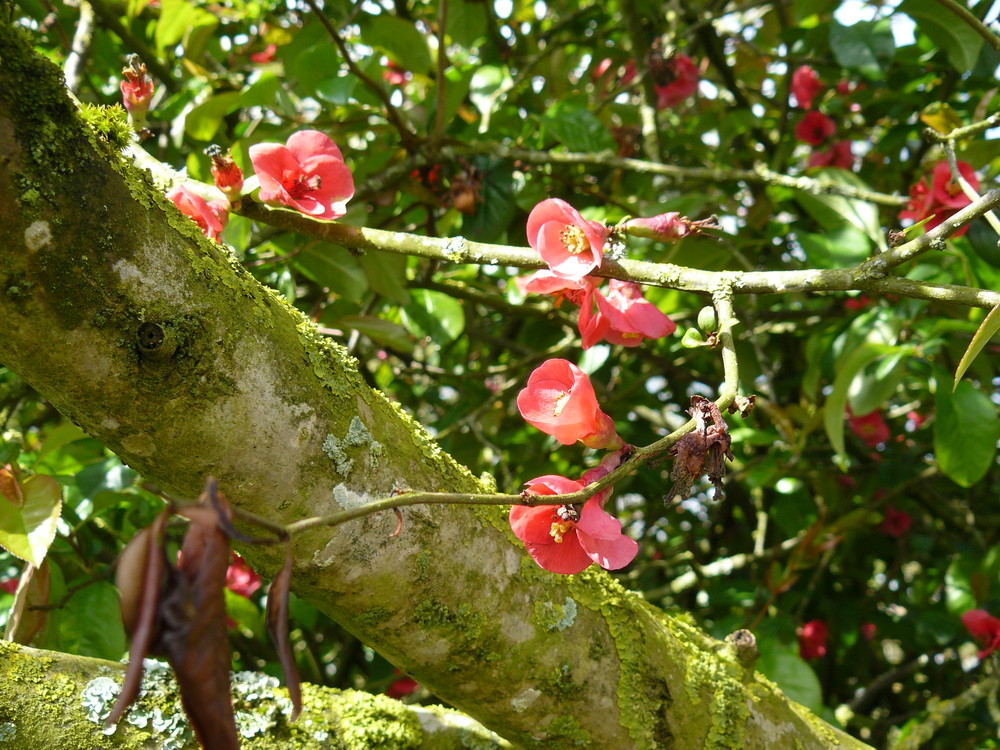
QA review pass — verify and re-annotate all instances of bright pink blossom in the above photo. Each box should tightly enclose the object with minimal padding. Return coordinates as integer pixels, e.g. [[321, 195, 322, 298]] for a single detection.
[[808, 140, 853, 170], [250, 44, 278, 64], [962, 609, 1000, 659], [225, 552, 261, 598], [878, 506, 911, 538], [579, 280, 676, 349], [121, 57, 154, 123], [791, 65, 821, 110], [900, 161, 979, 237], [795, 111, 836, 146], [655, 54, 699, 109], [516, 359, 622, 449], [249, 130, 355, 221], [621, 212, 706, 242], [848, 409, 889, 447], [385, 669, 420, 699], [515, 271, 595, 308], [860, 622, 877, 641], [207, 146, 245, 204], [510, 476, 637, 574], [527, 199, 608, 281], [166, 185, 228, 240], [383, 61, 410, 86], [798, 620, 828, 660]]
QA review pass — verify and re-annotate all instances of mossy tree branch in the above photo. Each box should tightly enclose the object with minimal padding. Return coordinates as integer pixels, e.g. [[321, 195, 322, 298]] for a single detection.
[[0, 24, 872, 749]]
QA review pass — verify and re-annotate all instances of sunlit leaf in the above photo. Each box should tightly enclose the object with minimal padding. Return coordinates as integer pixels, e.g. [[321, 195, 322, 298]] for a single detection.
[[0, 474, 62, 566], [953, 304, 1000, 389], [934, 379, 999, 487]]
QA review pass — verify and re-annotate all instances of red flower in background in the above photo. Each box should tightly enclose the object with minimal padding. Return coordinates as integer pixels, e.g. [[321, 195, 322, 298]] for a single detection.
[[385, 669, 419, 699], [962, 609, 1000, 659], [516, 359, 621, 449], [166, 185, 229, 240], [791, 65, 821, 109], [0, 578, 18, 595], [808, 140, 853, 170], [527, 199, 608, 281], [900, 161, 979, 237], [795, 111, 836, 146], [249, 130, 355, 221], [654, 54, 699, 109], [510, 475, 637, 575], [225, 552, 261, 598], [878, 506, 911, 538], [848, 409, 890, 447], [798, 620, 828, 660], [579, 279, 676, 349], [383, 61, 410, 86], [250, 44, 277, 64]]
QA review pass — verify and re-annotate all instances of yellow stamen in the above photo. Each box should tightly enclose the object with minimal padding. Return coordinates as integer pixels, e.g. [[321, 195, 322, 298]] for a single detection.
[[550, 521, 572, 543], [552, 391, 569, 417], [560, 225, 588, 255]]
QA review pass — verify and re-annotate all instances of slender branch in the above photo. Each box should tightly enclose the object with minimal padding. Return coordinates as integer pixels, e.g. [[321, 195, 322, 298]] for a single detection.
[[236, 200, 1000, 308], [926, 111, 1000, 143], [890, 668, 1000, 750], [442, 143, 907, 206], [931, 0, 1000, 53], [301, 0, 419, 147], [432, 0, 449, 144], [64, 0, 95, 94], [87, 0, 176, 91]]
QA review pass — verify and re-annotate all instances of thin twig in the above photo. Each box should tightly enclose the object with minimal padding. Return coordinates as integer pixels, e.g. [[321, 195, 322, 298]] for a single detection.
[[931, 0, 1000, 53], [64, 0, 95, 94]]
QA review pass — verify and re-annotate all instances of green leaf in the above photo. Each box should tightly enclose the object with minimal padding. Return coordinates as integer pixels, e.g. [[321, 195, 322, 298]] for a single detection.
[[934, 379, 999, 487], [0, 474, 62, 566], [954, 305, 1000, 389], [795, 169, 885, 250], [292, 244, 369, 303], [155, 0, 218, 59], [446, 0, 488, 47], [824, 343, 912, 465], [40, 582, 126, 660], [461, 159, 516, 243], [185, 92, 241, 141], [333, 315, 415, 354], [829, 19, 895, 79], [848, 349, 909, 416], [798, 226, 871, 268], [756, 643, 823, 713], [470, 66, 512, 120], [357, 252, 410, 305], [361, 14, 433, 74], [400, 290, 466, 343], [225, 588, 265, 639], [542, 99, 616, 153], [899, 0, 984, 72]]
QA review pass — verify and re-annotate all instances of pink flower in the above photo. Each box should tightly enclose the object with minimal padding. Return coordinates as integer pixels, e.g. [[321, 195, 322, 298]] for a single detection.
[[517, 359, 622, 449], [383, 61, 410, 86], [848, 409, 889, 447], [878, 506, 911, 538], [579, 280, 676, 349], [166, 185, 228, 240], [527, 199, 608, 281], [515, 271, 595, 308], [0, 578, 18, 595], [593, 58, 637, 97], [510, 475, 638, 574], [621, 212, 709, 242], [900, 161, 979, 237], [249, 130, 355, 221], [120, 57, 154, 123], [206, 146, 245, 204], [225, 552, 261, 598], [795, 111, 836, 146], [962, 609, 1000, 659], [798, 620, 828, 660], [860, 622, 876, 641], [385, 669, 419, 699], [654, 54, 699, 109], [791, 65, 821, 110], [808, 140, 853, 170], [250, 44, 278, 64]]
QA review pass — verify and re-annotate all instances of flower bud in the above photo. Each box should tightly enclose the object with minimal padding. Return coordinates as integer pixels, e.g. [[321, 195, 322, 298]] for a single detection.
[[697, 305, 718, 333], [205, 145, 245, 204], [120, 54, 154, 128]]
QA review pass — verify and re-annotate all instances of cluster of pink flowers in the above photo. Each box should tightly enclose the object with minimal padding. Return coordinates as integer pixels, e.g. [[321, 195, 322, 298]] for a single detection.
[[899, 161, 979, 237], [791, 65, 854, 170], [592, 54, 699, 110], [847, 408, 890, 448], [518, 199, 680, 350], [798, 619, 828, 660]]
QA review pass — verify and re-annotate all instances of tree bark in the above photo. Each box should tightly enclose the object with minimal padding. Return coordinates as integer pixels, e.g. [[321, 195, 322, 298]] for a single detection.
[[0, 25, 871, 749], [0, 641, 510, 749]]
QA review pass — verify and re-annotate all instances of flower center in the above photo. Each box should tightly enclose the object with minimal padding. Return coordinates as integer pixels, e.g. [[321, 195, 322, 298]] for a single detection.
[[560, 225, 588, 255], [549, 521, 572, 543], [552, 391, 570, 417], [286, 174, 322, 199]]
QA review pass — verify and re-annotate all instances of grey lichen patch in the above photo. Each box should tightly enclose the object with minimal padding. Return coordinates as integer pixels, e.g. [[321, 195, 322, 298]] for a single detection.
[[23, 221, 51, 252], [510, 688, 541, 713], [322, 416, 384, 476], [0, 722, 16, 741], [332, 483, 371, 511], [533, 597, 577, 632]]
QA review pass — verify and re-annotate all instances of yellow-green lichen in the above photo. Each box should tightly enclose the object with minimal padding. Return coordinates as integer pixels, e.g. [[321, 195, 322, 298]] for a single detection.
[[533, 597, 577, 632], [413, 598, 503, 667], [685, 651, 750, 750], [335, 690, 423, 750]]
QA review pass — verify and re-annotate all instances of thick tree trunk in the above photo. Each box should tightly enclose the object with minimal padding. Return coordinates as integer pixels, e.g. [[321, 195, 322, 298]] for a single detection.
[[0, 26, 870, 749], [0, 641, 510, 749]]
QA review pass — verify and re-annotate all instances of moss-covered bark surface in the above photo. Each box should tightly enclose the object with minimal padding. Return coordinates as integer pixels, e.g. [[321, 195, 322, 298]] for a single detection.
[[0, 23, 872, 749]]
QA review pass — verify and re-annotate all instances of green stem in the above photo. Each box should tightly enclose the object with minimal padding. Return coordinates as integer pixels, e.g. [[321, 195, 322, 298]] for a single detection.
[[930, 0, 1000, 53]]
